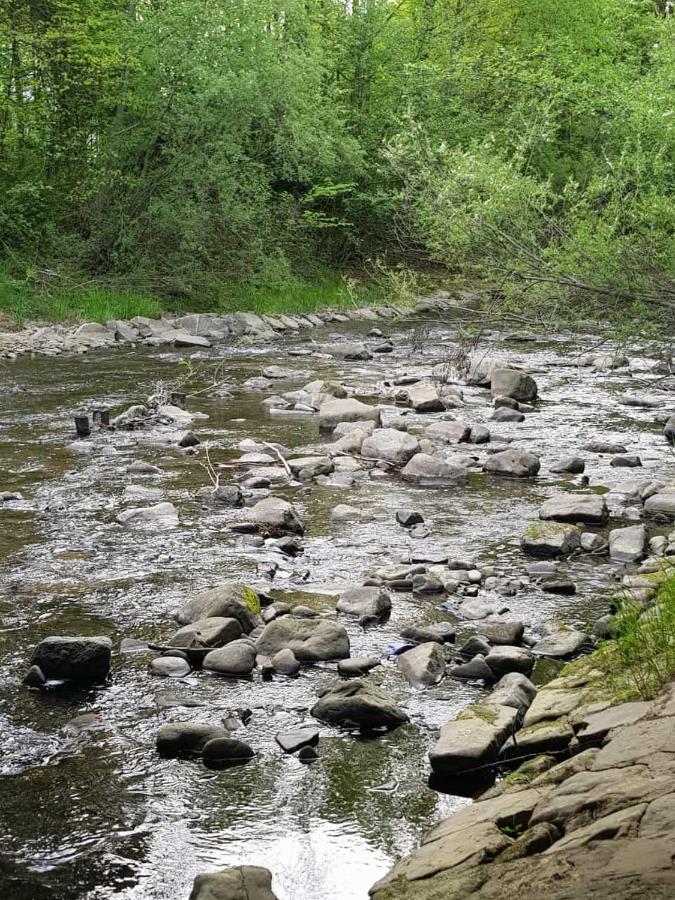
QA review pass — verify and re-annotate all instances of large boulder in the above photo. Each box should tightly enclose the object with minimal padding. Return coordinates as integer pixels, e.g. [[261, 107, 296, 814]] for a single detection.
[[609, 524, 648, 563], [202, 737, 255, 769], [484, 646, 535, 678], [168, 617, 242, 649], [489, 672, 537, 715], [539, 493, 608, 524], [256, 617, 349, 661], [490, 368, 538, 402], [425, 421, 470, 444], [30, 636, 112, 685], [322, 341, 371, 360], [484, 449, 540, 478], [361, 428, 419, 466], [534, 626, 588, 658], [203, 640, 257, 677], [246, 497, 304, 535], [156, 723, 227, 758], [397, 643, 446, 687], [189, 866, 278, 900], [521, 522, 581, 558], [644, 487, 675, 519], [336, 586, 391, 620], [429, 703, 518, 775], [406, 382, 444, 412], [401, 453, 466, 485], [311, 679, 408, 730], [175, 583, 259, 632], [318, 398, 381, 430]]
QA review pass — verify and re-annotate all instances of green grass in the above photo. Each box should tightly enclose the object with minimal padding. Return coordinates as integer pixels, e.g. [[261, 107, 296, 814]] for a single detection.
[[599, 567, 675, 700], [0, 266, 162, 326], [218, 275, 382, 316], [0, 264, 387, 327]]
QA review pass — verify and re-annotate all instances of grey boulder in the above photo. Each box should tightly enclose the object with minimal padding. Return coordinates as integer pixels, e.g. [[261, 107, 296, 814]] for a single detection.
[[256, 617, 349, 661], [539, 493, 608, 524], [609, 524, 648, 563], [175, 583, 258, 632], [490, 368, 538, 402], [189, 866, 278, 900], [361, 428, 419, 466], [203, 640, 257, 677], [401, 453, 466, 484], [169, 616, 242, 649], [247, 496, 304, 535], [311, 679, 408, 731], [484, 449, 540, 477], [337, 586, 391, 620], [156, 722, 228, 758], [429, 703, 518, 775], [521, 522, 581, 558], [397, 642, 446, 687], [30, 636, 112, 684]]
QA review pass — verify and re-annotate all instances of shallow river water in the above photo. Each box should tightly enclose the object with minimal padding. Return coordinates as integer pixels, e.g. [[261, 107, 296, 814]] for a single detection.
[[0, 315, 673, 899]]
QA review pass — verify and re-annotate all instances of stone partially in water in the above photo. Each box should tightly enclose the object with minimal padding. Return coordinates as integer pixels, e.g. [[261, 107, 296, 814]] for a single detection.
[[169, 616, 242, 649], [31, 635, 112, 685], [425, 420, 470, 445], [311, 679, 408, 731], [256, 617, 349, 661], [175, 583, 259, 632], [609, 524, 648, 563], [337, 586, 391, 620], [149, 656, 191, 677], [116, 502, 179, 526], [397, 642, 446, 687], [156, 723, 227, 758], [318, 398, 380, 430], [405, 382, 444, 412], [484, 448, 540, 478], [270, 648, 301, 676], [490, 368, 538, 402], [484, 646, 534, 678], [275, 727, 319, 753], [337, 656, 381, 677], [521, 522, 581, 558], [202, 737, 255, 769], [539, 493, 608, 525], [246, 496, 304, 535], [401, 453, 466, 485], [361, 428, 419, 466], [533, 626, 588, 658], [550, 456, 585, 474], [189, 866, 278, 900], [429, 703, 518, 775], [203, 640, 257, 677]]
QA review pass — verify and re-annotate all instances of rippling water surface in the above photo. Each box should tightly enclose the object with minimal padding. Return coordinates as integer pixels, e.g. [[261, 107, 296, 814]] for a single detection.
[[1, 316, 673, 899]]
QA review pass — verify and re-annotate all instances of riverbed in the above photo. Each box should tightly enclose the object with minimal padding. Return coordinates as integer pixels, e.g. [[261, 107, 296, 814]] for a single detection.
[[0, 313, 672, 900]]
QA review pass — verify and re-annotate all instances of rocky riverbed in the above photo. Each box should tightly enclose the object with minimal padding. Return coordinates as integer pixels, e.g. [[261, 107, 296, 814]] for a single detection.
[[1, 297, 674, 899]]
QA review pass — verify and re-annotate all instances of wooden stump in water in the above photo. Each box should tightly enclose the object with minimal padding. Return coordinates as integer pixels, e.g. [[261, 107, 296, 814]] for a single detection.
[[92, 408, 110, 427], [74, 414, 91, 437]]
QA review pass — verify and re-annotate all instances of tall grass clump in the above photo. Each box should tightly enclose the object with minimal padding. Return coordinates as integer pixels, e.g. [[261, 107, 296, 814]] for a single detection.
[[600, 569, 675, 700]]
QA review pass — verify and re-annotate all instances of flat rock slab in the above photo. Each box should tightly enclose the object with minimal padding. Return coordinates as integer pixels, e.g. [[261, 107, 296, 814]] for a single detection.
[[430, 703, 518, 775], [539, 493, 608, 524], [256, 617, 350, 661], [533, 627, 588, 659], [275, 727, 320, 753], [311, 678, 408, 730], [521, 522, 581, 558]]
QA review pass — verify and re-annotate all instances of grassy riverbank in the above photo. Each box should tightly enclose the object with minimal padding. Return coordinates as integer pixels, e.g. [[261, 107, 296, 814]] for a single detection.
[[0, 266, 392, 328]]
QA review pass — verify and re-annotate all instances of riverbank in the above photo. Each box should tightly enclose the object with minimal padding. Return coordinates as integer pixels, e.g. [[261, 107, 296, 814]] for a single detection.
[[371, 658, 675, 899], [0, 291, 464, 359]]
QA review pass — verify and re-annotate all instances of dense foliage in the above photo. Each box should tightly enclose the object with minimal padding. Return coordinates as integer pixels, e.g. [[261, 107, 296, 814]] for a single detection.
[[1, 0, 673, 312]]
